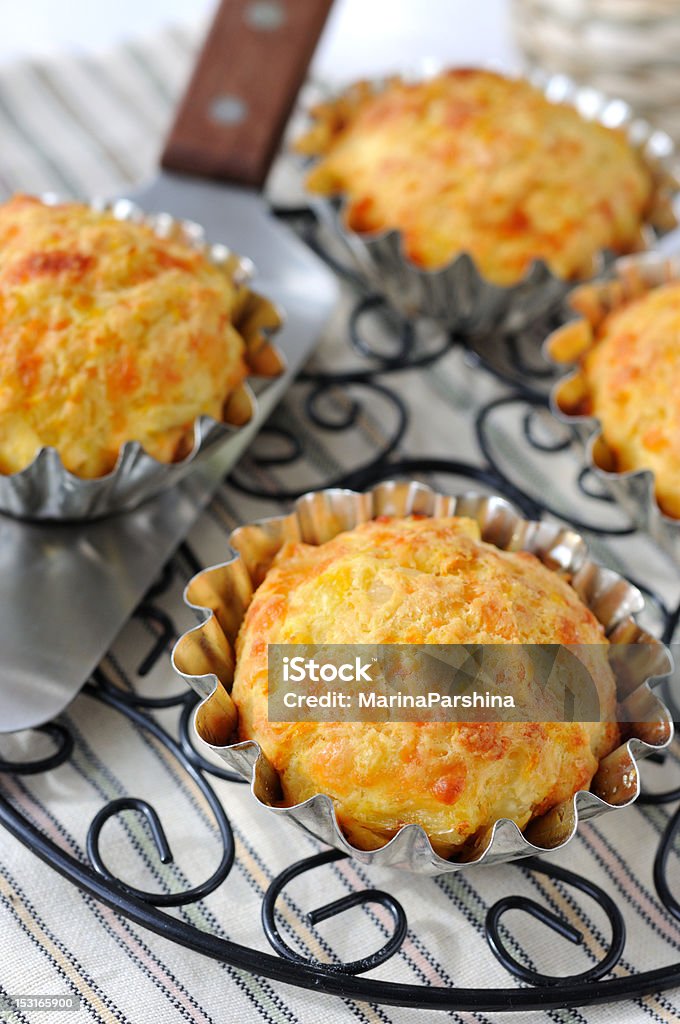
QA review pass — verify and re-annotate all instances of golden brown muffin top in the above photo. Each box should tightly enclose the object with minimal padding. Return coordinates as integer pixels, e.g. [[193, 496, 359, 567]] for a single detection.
[[565, 280, 680, 518], [237, 514, 608, 647], [0, 195, 247, 478], [232, 515, 618, 856], [299, 69, 653, 285]]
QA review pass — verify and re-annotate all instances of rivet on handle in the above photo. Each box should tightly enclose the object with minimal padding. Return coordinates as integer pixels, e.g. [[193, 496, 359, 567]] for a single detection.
[[244, 0, 287, 31], [210, 94, 249, 125]]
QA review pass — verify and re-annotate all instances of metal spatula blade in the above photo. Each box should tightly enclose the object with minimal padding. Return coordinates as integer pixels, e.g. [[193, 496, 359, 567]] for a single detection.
[[133, 172, 335, 328], [0, 0, 338, 733]]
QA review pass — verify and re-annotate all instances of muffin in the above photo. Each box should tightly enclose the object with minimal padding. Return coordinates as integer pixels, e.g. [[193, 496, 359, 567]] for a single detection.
[[298, 69, 658, 287], [231, 514, 620, 858], [551, 269, 680, 519], [0, 194, 252, 479]]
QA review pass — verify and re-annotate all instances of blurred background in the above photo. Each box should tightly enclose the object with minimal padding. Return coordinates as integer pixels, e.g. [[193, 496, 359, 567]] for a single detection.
[[3, 0, 677, 138], [0, 0, 678, 200], [0, 0, 516, 77]]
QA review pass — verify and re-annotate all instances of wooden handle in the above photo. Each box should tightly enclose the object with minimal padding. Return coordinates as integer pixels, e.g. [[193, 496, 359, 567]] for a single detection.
[[161, 0, 334, 188]]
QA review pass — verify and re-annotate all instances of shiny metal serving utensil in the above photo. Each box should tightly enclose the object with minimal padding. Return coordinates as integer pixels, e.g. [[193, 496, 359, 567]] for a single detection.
[[0, 0, 338, 732]]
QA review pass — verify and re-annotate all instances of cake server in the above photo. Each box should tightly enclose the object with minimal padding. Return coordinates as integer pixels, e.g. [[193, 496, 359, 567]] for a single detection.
[[0, 0, 338, 733]]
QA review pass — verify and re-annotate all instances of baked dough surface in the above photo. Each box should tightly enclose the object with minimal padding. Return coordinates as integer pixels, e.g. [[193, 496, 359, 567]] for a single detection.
[[233, 515, 619, 856], [582, 279, 680, 518], [299, 69, 653, 285], [0, 195, 247, 477]]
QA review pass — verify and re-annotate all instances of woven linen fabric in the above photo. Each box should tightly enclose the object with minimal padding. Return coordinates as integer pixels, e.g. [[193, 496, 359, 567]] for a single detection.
[[0, 21, 679, 1024]]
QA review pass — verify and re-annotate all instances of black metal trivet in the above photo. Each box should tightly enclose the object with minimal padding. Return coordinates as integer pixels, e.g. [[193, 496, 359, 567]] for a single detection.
[[1, 208, 679, 1014]]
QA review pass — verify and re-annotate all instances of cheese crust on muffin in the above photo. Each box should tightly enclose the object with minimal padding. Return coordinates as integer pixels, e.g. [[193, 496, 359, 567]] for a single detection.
[[575, 280, 680, 518], [0, 195, 248, 478], [298, 69, 654, 286], [232, 515, 619, 858]]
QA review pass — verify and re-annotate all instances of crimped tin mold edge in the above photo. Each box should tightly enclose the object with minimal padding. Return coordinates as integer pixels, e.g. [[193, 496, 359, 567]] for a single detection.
[[298, 70, 678, 334], [172, 480, 674, 875], [545, 250, 680, 564], [0, 196, 287, 521]]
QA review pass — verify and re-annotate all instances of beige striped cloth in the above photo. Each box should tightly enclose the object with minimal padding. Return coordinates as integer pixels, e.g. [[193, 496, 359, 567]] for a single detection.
[[0, 20, 679, 1024]]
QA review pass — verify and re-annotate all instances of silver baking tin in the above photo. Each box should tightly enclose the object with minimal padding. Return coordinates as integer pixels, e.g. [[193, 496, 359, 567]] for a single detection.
[[547, 251, 680, 565], [172, 480, 673, 875], [301, 71, 677, 334], [0, 197, 285, 521]]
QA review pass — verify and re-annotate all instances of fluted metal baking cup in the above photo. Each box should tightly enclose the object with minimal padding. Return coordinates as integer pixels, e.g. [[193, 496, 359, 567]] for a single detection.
[[0, 197, 286, 520], [299, 71, 678, 334], [172, 480, 673, 875], [547, 251, 680, 564]]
